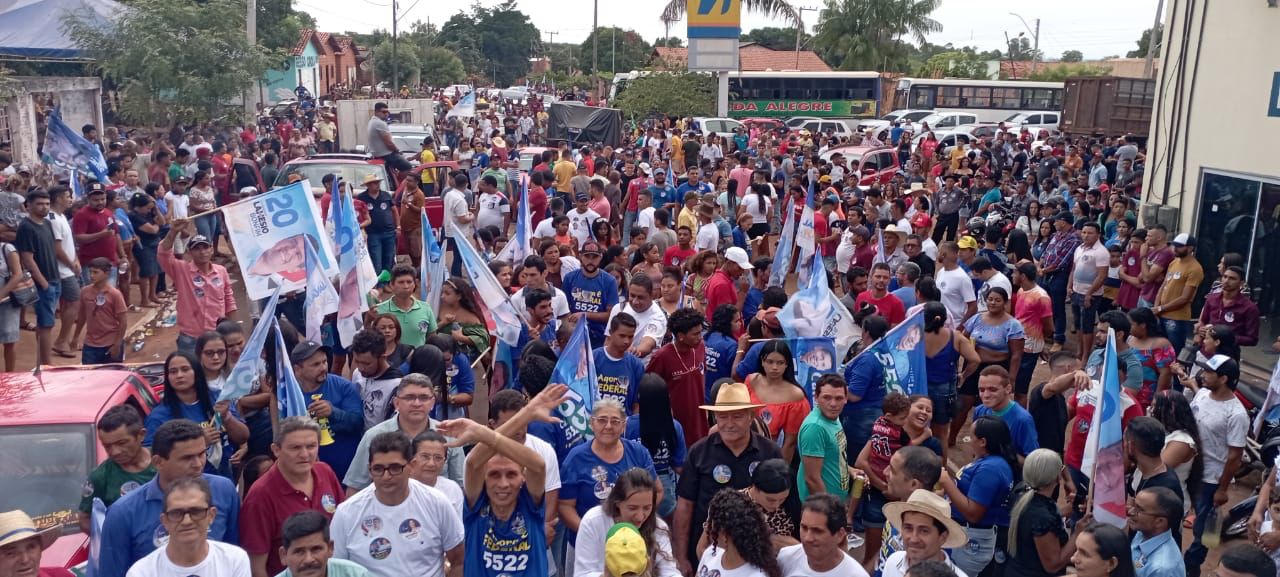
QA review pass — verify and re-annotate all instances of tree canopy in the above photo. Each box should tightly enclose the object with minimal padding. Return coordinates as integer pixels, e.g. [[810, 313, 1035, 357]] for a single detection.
[[741, 27, 807, 51], [1127, 25, 1162, 58], [614, 73, 715, 120], [813, 0, 942, 72], [434, 0, 540, 87], [1026, 63, 1111, 82], [420, 47, 465, 87], [1060, 50, 1083, 63], [579, 27, 652, 74]]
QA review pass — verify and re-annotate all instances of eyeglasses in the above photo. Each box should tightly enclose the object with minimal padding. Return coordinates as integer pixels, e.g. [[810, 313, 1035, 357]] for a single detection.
[[370, 463, 407, 477], [592, 417, 624, 427], [202, 349, 227, 357], [398, 394, 435, 404], [416, 454, 446, 464], [164, 507, 211, 522]]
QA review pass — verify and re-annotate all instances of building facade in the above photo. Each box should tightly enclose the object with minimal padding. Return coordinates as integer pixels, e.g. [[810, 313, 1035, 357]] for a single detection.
[[1145, 0, 1280, 371]]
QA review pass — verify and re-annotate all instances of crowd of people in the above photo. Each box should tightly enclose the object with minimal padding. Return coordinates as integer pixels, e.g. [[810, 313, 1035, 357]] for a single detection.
[[3, 96, 1280, 577]]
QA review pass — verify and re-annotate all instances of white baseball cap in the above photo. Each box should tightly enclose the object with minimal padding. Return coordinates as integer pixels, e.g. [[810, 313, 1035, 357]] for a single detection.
[[724, 247, 753, 269]]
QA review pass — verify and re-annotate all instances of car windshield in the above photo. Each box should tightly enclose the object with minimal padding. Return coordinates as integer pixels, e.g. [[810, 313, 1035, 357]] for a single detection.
[[392, 136, 424, 155], [1004, 113, 1027, 123], [904, 111, 933, 122], [278, 163, 388, 193], [918, 113, 946, 126], [520, 153, 537, 172], [0, 424, 94, 536]]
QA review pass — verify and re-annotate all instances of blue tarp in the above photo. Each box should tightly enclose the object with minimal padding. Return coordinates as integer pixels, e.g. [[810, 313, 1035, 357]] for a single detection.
[[0, 0, 122, 60]]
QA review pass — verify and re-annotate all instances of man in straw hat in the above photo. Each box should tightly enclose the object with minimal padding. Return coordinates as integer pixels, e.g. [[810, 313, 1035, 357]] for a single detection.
[[670, 381, 781, 575], [880, 489, 970, 577], [0, 510, 61, 577]]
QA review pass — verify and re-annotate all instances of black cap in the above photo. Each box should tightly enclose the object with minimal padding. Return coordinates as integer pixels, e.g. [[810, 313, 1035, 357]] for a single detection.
[[290, 340, 331, 365], [1054, 211, 1074, 225], [87, 181, 106, 195]]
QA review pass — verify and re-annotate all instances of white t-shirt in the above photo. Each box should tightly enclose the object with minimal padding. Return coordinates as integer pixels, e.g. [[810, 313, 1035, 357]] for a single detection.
[[443, 188, 473, 239], [49, 212, 76, 279], [350, 370, 402, 430], [574, 506, 679, 577], [637, 207, 656, 232], [607, 302, 668, 355], [567, 208, 601, 248], [423, 476, 465, 520], [922, 237, 939, 260], [740, 191, 772, 224], [476, 192, 509, 232], [777, 544, 868, 577], [695, 222, 719, 252], [1071, 241, 1110, 296], [533, 217, 557, 240], [1164, 429, 1197, 504], [164, 192, 190, 219], [697, 546, 767, 577], [835, 230, 858, 274], [976, 272, 1012, 314], [880, 551, 968, 577], [1190, 388, 1249, 484], [330, 480, 464, 577], [936, 265, 977, 322], [525, 434, 562, 492], [126, 540, 250, 577], [511, 284, 571, 321]]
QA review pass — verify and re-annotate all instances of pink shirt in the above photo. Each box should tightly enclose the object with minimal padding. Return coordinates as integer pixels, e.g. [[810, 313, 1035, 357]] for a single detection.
[[588, 195, 612, 223], [1013, 285, 1053, 354], [158, 245, 237, 338], [729, 167, 754, 197]]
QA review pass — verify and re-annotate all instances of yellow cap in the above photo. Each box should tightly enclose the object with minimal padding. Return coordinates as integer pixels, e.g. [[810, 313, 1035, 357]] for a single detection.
[[605, 523, 647, 577], [957, 235, 979, 250]]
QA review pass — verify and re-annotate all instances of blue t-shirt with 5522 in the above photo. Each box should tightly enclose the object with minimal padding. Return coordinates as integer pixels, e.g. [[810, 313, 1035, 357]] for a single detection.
[[953, 454, 1014, 527], [560, 439, 658, 541]]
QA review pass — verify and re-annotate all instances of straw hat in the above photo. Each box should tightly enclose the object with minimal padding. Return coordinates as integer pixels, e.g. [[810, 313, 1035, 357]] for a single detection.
[[699, 382, 764, 412], [882, 224, 909, 240], [0, 510, 59, 550], [883, 490, 968, 549]]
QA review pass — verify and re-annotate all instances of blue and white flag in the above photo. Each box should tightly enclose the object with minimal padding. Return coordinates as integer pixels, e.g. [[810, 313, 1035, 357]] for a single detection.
[[873, 226, 887, 265], [784, 336, 838, 401], [330, 180, 375, 347], [446, 91, 477, 119], [777, 251, 860, 362], [41, 107, 108, 182], [1082, 328, 1127, 528], [551, 318, 597, 446], [451, 223, 523, 345], [276, 321, 310, 419], [849, 309, 928, 395], [421, 209, 446, 312], [768, 195, 795, 288], [69, 169, 85, 200], [85, 497, 106, 577], [303, 238, 339, 344], [495, 178, 532, 264], [218, 287, 282, 402], [795, 179, 817, 283]]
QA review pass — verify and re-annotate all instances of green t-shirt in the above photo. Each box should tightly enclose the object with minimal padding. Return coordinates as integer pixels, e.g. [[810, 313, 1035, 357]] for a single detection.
[[374, 297, 437, 347], [168, 164, 186, 185], [276, 559, 371, 577], [482, 168, 508, 193], [796, 408, 849, 501], [79, 459, 157, 512]]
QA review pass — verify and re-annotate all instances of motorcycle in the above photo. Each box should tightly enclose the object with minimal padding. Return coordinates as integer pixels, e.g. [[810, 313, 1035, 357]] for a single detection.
[[1222, 393, 1280, 538]]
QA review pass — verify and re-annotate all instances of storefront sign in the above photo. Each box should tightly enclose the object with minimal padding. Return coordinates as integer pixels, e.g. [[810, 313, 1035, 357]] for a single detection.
[[728, 99, 878, 119], [294, 55, 317, 69]]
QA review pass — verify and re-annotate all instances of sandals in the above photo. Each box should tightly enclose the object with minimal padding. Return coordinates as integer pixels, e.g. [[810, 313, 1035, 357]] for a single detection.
[[20, 321, 36, 332]]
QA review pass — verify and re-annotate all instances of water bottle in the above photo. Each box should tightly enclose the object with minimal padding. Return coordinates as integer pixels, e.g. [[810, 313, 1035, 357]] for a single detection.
[[1201, 507, 1223, 549], [118, 260, 129, 275]]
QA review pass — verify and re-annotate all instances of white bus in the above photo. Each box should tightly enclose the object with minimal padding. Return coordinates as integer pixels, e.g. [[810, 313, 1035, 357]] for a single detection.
[[894, 77, 1065, 123]]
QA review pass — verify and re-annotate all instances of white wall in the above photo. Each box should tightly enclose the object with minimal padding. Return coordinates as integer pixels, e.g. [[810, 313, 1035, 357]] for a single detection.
[[1145, 0, 1280, 232]]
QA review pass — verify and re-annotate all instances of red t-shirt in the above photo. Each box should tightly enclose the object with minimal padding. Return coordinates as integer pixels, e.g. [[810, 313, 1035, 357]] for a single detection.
[[855, 290, 906, 326], [704, 270, 737, 318], [320, 193, 369, 223], [528, 185, 549, 227], [813, 211, 832, 256], [239, 462, 345, 575], [80, 283, 126, 347], [647, 343, 708, 446], [868, 415, 907, 480], [71, 205, 119, 264], [853, 243, 877, 272], [664, 245, 697, 269], [1065, 389, 1143, 469]]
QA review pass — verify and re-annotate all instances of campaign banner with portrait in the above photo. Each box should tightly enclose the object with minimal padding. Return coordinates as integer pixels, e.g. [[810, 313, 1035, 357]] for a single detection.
[[848, 310, 927, 396], [222, 182, 338, 300], [783, 336, 838, 400]]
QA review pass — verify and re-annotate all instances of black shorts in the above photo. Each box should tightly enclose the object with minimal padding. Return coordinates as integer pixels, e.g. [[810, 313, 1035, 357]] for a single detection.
[[748, 222, 770, 238], [960, 360, 1006, 396]]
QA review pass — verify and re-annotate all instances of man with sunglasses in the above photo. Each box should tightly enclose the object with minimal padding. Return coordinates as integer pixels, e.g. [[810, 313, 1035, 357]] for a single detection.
[[330, 431, 463, 577], [99, 420, 241, 577], [126, 477, 249, 576]]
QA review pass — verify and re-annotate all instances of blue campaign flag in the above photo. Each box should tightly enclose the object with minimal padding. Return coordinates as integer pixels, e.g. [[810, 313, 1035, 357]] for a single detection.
[[420, 208, 445, 312], [873, 225, 887, 264], [551, 318, 597, 446], [1082, 328, 1127, 528], [768, 195, 795, 288], [86, 497, 106, 577], [218, 287, 282, 402], [778, 250, 860, 362], [785, 336, 838, 401], [304, 238, 339, 344], [331, 180, 373, 347], [848, 309, 928, 396], [795, 179, 817, 283], [450, 223, 523, 345], [41, 107, 108, 182], [495, 178, 531, 264], [276, 321, 310, 419], [446, 91, 477, 119], [69, 169, 85, 200]]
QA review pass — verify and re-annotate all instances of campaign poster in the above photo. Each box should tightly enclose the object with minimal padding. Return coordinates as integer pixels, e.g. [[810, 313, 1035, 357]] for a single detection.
[[786, 336, 838, 400], [222, 182, 337, 299], [850, 310, 927, 396]]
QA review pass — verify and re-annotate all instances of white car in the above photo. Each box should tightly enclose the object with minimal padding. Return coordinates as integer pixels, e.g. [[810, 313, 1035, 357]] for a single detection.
[[441, 84, 472, 99], [785, 116, 826, 130], [388, 124, 435, 164], [796, 119, 856, 138], [857, 109, 935, 138], [910, 111, 979, 134], [499, 86, 532, 101], [1003, 111, 1061, 135], [691, 117, 745, 141]]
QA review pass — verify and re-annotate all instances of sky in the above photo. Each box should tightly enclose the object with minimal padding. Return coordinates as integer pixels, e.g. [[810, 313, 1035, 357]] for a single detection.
[[297, 0, 1162, 62]]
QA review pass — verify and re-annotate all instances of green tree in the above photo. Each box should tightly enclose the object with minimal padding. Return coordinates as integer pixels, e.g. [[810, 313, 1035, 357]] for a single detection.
[[420, 47, 465, 86], [1127, 25, 1162, 58], [813, 0, 942, 72], [741, 27, 807, 51], [372, 41, 421, 86], [653, 36, 684, 48], [1005, 36, 1042, 61], [63, 0, 274, 125], [435, 0, 540, 86], [615, 73, 715, 119], [256, 0, 317, 53], [1026, 63, 1111, 81], [916, 51, 989, 79], [1060, 49, 1083, 63], [579, 27, 652, 74]]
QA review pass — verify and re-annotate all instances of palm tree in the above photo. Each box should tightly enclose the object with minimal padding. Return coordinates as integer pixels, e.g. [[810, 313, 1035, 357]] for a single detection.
[[813, 0, 941, 71], [660, 0, 802, 31]]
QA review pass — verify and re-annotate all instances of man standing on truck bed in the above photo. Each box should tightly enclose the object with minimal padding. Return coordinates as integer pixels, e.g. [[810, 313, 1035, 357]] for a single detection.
[[366, 103, 413, 178]]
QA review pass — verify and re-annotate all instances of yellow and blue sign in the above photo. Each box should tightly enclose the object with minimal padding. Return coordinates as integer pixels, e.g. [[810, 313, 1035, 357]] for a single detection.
[[687, 0, 741, 38]]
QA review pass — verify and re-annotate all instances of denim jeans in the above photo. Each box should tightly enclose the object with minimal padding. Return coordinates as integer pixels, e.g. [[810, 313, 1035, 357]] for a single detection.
[[621, 210, 636, 246], [446, 237, 464, 277], [195, 212, 220, 242], [951, 525, 996, 577], [176, 332, 198, 354], [842, 406, 882, 466], [1044, 271, 1069, 344], [1185, 481, 1219, 577], [1016, 350, 1039, 396], [1162, 317, 1194, 354], [82, 343, 122, 364], [365, 230, 398, 280], [657, 469, 678, 518]]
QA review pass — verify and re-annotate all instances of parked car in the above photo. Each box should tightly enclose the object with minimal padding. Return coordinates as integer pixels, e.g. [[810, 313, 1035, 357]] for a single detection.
[[441, 84, 472, 99], [911, 123, 1005, 156], [1003, 110, 1062, 135], [910, 111, 980, 134], [499, 86, 532, 102], [740, 117, 786, 134], [388, 124, 436, 165], [0, 366, 161, 572], [691, 117, 745, 141], [276, 154, 391, 194], [784, 116, 826, 130], [856, 109, 936, 139], [517, 146, 552, 172], [819, 144, 901, 187], [796, 119, 856, 139]]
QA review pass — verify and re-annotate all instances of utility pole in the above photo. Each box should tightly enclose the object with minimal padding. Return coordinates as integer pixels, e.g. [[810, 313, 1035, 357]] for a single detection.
[[611, 28, 616, 73], [1009, 13, 1040, 73], [592, 0, 599, 100], [794, 6, 818, 70], [1143, 0, 1164, 78], [391, 0, 399, 91]]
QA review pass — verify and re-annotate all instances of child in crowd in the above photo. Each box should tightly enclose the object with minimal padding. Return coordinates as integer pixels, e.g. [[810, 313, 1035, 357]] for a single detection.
[[79, 257, 128, 364]]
